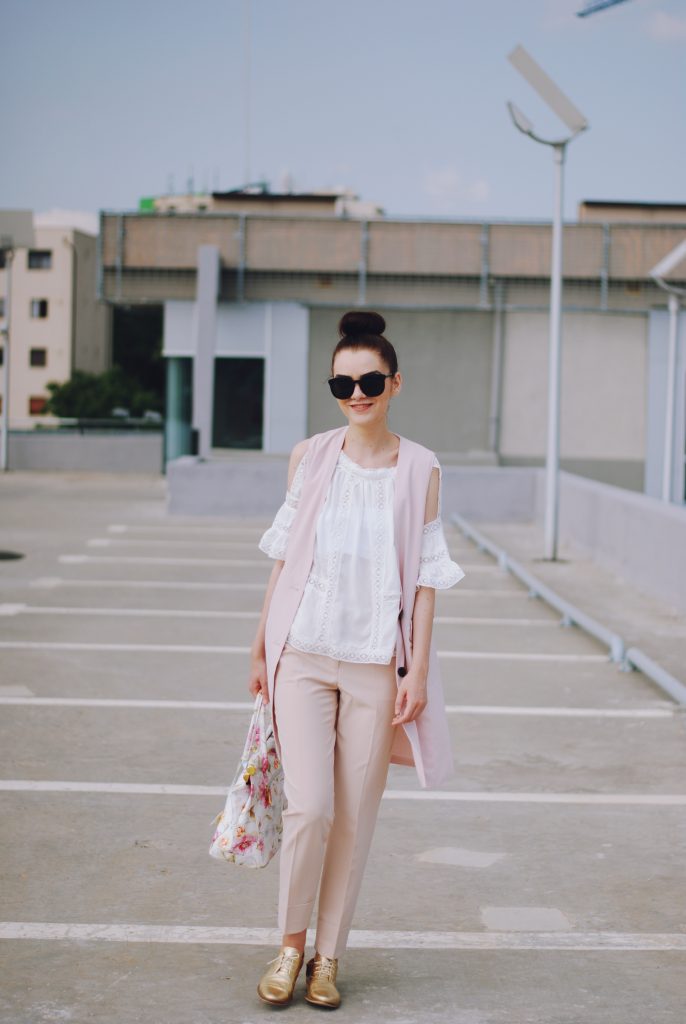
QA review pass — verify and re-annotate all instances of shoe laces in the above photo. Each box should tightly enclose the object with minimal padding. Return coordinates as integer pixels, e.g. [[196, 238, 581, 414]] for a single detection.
[[268, 949, 301, 976], [311, 954, 337, 980]]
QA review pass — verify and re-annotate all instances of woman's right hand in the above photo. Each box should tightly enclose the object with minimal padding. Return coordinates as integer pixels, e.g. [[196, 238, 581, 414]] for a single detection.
[[248, 652, 269, 704]]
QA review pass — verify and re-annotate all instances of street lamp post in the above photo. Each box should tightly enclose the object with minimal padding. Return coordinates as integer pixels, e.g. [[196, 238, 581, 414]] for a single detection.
[[507, 45, 589, 561]]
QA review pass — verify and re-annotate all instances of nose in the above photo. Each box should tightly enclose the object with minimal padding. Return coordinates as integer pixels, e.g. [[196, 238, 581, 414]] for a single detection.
[[351, 383, 366, 400]]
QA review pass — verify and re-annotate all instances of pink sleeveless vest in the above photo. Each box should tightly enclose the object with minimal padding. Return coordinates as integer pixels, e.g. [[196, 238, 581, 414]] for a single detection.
[[264, 424, 455, 789]]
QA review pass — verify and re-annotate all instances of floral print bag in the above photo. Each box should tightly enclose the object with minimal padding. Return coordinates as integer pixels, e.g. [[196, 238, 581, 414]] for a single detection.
[[208, 692, 285, 868]]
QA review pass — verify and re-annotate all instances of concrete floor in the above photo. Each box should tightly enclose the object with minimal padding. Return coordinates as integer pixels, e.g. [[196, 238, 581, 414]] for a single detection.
[[1, 471, 685, 1023]]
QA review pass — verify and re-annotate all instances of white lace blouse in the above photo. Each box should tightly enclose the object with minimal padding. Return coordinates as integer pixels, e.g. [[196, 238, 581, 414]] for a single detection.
[[258, 446, 466, 664]]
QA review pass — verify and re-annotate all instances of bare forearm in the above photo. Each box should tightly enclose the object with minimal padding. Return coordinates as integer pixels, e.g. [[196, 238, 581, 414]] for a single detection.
[[410, 586, 436, 674], [251, 560, 284, 659]]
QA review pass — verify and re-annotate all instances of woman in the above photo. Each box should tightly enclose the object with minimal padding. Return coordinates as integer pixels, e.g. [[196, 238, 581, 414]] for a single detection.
[[248, 310, 465, 1009]]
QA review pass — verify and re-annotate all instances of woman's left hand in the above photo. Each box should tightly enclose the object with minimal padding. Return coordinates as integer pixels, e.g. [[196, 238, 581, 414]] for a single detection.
[[392, 667, 428, 725]]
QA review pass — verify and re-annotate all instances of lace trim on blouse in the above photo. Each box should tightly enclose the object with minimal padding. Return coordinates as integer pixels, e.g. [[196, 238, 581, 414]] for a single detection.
[[258, 445, 465, 591]]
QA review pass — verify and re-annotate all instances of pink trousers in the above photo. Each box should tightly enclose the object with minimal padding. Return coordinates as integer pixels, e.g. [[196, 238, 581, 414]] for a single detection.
[[272, 641, 399, 960]]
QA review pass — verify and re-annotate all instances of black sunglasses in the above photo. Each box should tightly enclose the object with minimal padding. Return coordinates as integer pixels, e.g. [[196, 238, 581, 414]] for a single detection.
[[327, 371, 394, 400]]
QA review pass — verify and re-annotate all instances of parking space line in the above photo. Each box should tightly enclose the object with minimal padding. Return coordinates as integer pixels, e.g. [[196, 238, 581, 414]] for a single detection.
[[0, 696, 674, 717], [30, 578, 529, 597], [1, 921, 685, 950], [1, 781, 684, 803], [0, 641, 607, 661], [108, 524, 271, 534], [88, 537, 485, 563], [30, 578, 271, 591], [58, 553, 502, 570], [0, 603, 559, 627]]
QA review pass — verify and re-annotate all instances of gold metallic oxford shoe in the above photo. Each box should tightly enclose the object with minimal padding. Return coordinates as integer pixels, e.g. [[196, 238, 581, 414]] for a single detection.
[[305, 952, 341, 1008], [256, 945, 305, 1005]]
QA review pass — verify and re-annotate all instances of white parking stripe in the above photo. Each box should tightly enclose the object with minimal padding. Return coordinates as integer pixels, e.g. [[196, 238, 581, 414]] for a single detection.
[[0, 696, 673, 717], [1, 781, 684, 803], [1, 921, 685, 950], [89, 538, 262, 549], [0, 603, 557, 627], [58, 554, 501, 570], [30, 578, 271, 591], [30, 578, 529, 597], [0, 641, 607, 661], [88, 536, 483, 562], [108, 524, 270, 534]]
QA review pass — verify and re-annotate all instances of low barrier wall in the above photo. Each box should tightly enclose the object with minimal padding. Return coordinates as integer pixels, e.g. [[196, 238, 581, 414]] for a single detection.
[[7, 431, 164, 473], [165, 455, 540, 522], [536, 470, 686, 616]]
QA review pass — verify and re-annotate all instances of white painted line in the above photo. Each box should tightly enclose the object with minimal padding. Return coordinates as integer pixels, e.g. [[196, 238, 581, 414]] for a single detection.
[[30, 578, 270, 591], [0, 697, 674, 718], [443, 705, 675, 718], [89, 536, 485, 564], [59, 553, 499, 571], [0, 641, 253, 653], [439, 652, 606, 662], [30, 578, 528, 598], [59, 555, 271, 567], [382, 791, 686, 805], [0, 604, 260, 620], [436, 617, 558, 627], [2, 781, 685, 804], [0, 604, 556, 627], [1, 921, 685, 951], [88, 538, 262, 550], [108, 524, 269, 535], [0, 698, 259, 710], [0, 641, 607, 662]]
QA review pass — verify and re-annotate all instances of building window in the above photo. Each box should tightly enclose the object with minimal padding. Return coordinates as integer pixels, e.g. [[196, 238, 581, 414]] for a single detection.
[[0, 347, 3, 366], [29, 395, 48, 415], [28, 250, 52, 270], [30, 347, 47, 367], [0, 250, 6, 269], [30, 299, 49, 318]]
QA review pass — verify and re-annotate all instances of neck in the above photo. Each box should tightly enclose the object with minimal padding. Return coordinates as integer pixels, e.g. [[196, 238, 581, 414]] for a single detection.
[[344, 420, 396, 453]]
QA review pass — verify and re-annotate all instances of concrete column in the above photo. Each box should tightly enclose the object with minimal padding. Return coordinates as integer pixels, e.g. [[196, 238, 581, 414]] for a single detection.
[[165, 357, 191, 462], [192, 245, 220, 459]]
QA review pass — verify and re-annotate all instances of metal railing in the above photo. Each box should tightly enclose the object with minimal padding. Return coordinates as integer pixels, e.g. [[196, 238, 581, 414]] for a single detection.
[[450, 510, 686, 706]]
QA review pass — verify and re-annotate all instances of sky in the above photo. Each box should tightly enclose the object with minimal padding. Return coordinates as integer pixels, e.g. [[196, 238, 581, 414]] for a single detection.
[[1, 0, 685, 225]]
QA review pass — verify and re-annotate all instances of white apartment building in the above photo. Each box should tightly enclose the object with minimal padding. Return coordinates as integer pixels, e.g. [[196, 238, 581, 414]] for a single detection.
[[0, 213, 110, 429]]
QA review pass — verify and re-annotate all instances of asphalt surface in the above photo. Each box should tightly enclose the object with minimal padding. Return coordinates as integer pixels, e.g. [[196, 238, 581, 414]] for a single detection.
[[1, 471, 685, 1024]]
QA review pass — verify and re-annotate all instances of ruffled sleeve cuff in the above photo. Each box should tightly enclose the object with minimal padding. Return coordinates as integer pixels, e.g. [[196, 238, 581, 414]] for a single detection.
[[258, 499, 296, 560], [415, 516, 466, 590], [257, 449, 308, 560]]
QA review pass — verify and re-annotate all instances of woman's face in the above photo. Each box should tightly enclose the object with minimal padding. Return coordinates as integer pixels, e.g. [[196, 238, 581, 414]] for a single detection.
[[331, 347, 401, 427]]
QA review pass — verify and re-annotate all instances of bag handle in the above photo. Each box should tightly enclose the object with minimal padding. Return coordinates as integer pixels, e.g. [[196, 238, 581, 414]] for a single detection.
[[239, 693, 264, 763]]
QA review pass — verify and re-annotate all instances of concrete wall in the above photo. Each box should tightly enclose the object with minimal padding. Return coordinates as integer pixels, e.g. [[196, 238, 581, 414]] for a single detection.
[[72, 229, 110, 375], [536, 470, 686, 615], [306, 307, 494, 456], [500, 310, 648, 489], [8, 431, 163, 473], [166, 454, 538, 521]]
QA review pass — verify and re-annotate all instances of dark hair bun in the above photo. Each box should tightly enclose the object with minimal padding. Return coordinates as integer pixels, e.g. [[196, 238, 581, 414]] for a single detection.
[[338, 310, 386, 339]]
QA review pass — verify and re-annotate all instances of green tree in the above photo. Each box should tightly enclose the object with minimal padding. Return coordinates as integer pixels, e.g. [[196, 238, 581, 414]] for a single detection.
[[45, 367, 163, 419]]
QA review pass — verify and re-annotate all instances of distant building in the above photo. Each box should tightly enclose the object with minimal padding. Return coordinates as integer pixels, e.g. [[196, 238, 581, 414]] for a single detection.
[[139, 184, 385, 220], [579, 200, 686, 224], [0, 212, 110, 429], [99, 199, 686, 502]]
